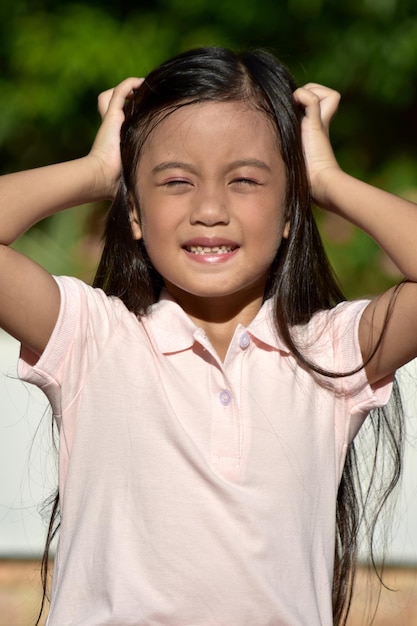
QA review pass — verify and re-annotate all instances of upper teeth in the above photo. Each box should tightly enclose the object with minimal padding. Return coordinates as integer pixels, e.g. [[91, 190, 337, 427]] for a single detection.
[[187, 245, 233, 254]]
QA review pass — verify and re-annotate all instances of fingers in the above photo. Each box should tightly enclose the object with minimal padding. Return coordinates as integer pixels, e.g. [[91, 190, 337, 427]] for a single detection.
[[293, 83, 341, 130], [97, 88, 115, 119], [97, 77, 144, 120]]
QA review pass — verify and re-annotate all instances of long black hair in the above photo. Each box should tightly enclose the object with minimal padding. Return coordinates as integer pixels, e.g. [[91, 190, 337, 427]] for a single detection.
[[38, 47, 404, 625]]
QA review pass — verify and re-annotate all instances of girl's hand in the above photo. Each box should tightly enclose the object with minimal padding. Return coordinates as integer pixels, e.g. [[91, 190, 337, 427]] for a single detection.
[[89, 77, 144, 199], [293, 84, 341, 208]]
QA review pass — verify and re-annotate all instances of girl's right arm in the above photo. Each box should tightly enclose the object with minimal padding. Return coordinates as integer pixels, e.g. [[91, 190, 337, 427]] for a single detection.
[[0, 77, 142, 360]]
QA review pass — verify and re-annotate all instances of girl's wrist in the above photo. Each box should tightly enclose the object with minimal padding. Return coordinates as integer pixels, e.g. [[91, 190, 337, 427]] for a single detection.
[[86, 153, 119, 202], [310, 165, 344, 211]]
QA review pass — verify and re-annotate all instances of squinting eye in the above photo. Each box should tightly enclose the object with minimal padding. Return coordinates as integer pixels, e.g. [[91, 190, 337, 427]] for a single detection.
[[159, 179, 193, 194], [164, 180, 190, 187], [233, 178, 260, 186]]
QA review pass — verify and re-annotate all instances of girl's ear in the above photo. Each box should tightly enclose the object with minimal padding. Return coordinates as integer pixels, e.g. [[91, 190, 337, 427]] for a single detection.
[[130, 209, 143, 240], [283, 220, 290, 239], [128, 194, 143, 240]]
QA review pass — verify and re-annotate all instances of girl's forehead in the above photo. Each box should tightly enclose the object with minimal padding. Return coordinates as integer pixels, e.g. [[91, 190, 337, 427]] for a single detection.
[[141, 100, 280, 155], [134, 101, 286, 186], [157, 99, 272, 128]]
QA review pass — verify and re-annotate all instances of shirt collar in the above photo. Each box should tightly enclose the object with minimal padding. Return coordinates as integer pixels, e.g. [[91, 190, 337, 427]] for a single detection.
[[145, 291, 290, 355], [246, 297, 290, 353]]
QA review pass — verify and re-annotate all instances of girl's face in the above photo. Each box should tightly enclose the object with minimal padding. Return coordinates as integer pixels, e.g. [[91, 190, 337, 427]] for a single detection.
[[132, 100, 289, 316]]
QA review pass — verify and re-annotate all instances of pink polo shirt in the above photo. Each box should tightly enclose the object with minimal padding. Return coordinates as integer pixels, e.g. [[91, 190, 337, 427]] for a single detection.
[[19, 276, 391, 626]]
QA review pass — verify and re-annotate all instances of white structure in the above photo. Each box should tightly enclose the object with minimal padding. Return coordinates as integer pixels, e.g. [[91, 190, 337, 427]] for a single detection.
[[0, 330, 55, 557], [1, 329, 417, 561]]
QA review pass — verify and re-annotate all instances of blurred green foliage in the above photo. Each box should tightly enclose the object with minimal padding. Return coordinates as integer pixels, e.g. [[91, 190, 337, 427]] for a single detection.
[[1, 0, 417, 297]]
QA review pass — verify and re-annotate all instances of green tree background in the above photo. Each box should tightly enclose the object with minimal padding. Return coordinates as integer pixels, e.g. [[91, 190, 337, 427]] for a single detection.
[[1, 0, 416, 297]]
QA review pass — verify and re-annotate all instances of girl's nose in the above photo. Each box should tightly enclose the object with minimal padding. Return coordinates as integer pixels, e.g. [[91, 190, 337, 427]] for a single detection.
[[190, 188, 230, 226]]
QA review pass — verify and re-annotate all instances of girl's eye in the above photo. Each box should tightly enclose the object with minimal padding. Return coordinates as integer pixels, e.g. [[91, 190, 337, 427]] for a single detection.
[[159, 179, 193, 193], [232, 178, 260, 187], [164, 180, 190, 187]]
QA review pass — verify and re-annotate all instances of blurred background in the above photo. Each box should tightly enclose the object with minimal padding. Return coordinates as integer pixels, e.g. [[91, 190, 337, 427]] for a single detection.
[[1, 0, 417, 623]]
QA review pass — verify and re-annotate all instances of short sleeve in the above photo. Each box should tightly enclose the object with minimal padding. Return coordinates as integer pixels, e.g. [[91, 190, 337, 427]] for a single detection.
[[18, 276, 126, 417], [297, 299, 394, 443], [332, 300, 393, 441]]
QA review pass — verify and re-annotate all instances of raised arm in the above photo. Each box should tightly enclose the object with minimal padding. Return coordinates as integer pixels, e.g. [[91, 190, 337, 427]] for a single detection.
[[0, 77, 142, 359], [294, 84, 417, 385]]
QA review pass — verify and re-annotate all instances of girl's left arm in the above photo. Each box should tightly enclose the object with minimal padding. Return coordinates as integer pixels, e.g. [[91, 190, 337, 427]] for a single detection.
[[294, 84, 417, 385]]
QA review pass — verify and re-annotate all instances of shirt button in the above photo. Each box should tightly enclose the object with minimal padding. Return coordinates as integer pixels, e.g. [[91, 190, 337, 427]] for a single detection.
[[239, 332, 250, 350], [219, 390, 232, 406]]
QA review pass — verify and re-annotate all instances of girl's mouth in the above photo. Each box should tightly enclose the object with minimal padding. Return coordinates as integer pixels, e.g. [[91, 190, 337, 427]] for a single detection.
[[185, 245, 236, 255]]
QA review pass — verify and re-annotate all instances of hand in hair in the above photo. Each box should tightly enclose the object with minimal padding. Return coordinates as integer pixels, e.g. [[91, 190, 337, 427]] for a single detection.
[[293, 83, 341, 208], [89, 77, 144, 200]]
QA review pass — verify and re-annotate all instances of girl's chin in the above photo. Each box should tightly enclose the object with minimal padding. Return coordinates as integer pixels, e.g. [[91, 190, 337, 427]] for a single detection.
[[164, 283, 266, 306]]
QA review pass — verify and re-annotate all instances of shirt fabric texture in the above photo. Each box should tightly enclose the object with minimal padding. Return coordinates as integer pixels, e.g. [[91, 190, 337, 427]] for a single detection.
[[19, 276, 392, 626]]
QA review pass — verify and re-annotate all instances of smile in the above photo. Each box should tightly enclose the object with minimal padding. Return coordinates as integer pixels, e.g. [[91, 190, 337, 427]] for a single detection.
[[185, 245, 236, 255]]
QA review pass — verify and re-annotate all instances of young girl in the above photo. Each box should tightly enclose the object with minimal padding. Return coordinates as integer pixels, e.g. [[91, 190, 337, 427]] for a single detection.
[[0, 46, 415, 626]]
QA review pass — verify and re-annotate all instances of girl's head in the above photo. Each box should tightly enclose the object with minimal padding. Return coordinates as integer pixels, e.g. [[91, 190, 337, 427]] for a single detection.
[[94, 46, 342, 321]]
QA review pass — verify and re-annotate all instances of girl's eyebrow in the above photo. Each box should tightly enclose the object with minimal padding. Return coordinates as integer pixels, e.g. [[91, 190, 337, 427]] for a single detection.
[[151, 161, 198, 175], [225, 159, 272, 173], [151, 159, 272, 175]]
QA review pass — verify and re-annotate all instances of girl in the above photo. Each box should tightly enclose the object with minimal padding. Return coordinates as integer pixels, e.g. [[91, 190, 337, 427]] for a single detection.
[[0, 46, 415, 625]]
